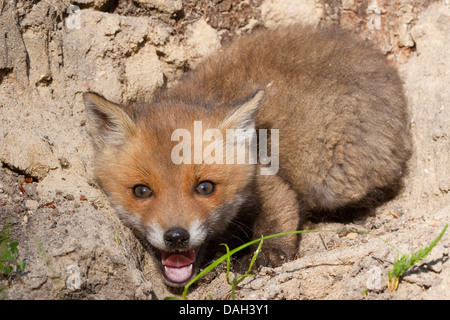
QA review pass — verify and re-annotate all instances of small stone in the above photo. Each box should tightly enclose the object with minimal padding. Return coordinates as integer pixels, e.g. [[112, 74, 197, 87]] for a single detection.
[[365, 266, 384, 292], [24, 199, 39, 211], [346, 232, 358, 240], [65, 194, 75, 201], [66, 264, 82, 291], [59, 157, 70, 169]]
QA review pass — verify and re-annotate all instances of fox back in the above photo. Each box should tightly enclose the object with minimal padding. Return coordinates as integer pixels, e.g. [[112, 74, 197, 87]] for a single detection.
[[83, 24, 411, 286]]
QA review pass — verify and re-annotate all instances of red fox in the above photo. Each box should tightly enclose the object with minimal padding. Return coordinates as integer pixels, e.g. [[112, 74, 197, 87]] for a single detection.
[[83, 24, 411, 286]]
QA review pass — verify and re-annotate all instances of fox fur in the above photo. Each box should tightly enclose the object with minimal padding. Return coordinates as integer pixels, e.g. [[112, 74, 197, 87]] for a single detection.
[[83, 24, 411, 286]]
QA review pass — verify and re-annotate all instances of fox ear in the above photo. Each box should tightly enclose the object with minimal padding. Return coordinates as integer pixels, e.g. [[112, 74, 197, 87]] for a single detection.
[[83, 91, 136, 149], [220, 90, 264, 132]]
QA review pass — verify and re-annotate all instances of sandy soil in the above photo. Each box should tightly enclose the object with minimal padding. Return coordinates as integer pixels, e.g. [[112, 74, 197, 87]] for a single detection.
[[0, 0, 448, 300]]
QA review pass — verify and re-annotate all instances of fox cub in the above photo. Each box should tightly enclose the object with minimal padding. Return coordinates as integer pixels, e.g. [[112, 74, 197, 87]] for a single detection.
[[83, 24, 411, 286]]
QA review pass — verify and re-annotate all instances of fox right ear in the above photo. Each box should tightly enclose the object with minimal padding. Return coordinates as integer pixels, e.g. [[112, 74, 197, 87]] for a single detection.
[[83, 92, 136, 149], [220, 90, 264, 132]]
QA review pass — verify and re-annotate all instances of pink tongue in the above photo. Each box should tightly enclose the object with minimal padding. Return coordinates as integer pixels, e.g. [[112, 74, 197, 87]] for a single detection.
[[162, 250, 195, 267], [161, 250, 195, 284]]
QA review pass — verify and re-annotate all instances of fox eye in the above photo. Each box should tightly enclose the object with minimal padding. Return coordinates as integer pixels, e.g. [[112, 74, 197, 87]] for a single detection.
[[132, 185, 152, 199], [195, 181, 215, 196]]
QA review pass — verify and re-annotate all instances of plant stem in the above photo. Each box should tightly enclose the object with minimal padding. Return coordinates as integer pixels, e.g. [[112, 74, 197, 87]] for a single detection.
[[179, 228, 365, 299]]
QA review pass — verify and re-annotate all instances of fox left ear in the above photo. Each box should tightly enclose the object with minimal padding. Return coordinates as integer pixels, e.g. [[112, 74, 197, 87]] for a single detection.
[[83, 91, 136, 149], [219, 90, 264, 132]]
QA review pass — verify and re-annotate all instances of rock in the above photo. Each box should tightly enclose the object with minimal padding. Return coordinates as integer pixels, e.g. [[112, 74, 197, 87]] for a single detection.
[[24, 199, 39, 211], [124, 44, 164, 101], [66, 264, 82, 291], [135, 0, 182, 13], [260, 0, 323, 28], [0, 0, 28, 87], [365, 266, 384, 292], [399, 3, 450, 213], [22, 29, 52, 86], [185, 18, 221, 67], [346, 232, 358, 240], [71, 0, 114, 10], [0, 129, 59, 180]]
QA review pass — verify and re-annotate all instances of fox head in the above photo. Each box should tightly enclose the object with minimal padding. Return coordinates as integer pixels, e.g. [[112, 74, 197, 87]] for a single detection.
[[83, 90, 264, 286]]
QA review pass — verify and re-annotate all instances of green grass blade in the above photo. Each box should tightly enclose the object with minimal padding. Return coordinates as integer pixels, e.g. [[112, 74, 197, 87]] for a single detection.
[[164, 225, 445, 299], [222, 243, 232, 286], [246, 237, 263, 275], [388, 224, 448, 291], [178, 229, 333, 299]]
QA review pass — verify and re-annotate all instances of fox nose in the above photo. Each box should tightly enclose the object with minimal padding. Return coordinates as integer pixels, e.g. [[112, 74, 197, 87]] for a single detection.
[[164, 227, 190, 249]]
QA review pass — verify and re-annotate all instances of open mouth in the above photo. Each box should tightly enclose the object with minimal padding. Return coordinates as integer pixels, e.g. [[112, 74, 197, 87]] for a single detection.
[[159, 249, 197, 285]]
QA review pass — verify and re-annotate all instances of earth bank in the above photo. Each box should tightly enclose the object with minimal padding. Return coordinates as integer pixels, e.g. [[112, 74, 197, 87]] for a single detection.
[[0, 0, 448, 300]]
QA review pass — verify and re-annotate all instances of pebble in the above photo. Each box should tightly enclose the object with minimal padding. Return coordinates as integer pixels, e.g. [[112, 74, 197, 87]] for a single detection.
[[25, 199, 39, 211], [346, 232, 358, 240], [65, 194, 75, 201], [365, 266, 384, 291], [66, 265, 82, 291]]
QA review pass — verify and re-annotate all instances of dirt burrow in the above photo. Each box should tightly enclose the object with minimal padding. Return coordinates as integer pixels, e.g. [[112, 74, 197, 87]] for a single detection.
[[0, 0, 449, 300]]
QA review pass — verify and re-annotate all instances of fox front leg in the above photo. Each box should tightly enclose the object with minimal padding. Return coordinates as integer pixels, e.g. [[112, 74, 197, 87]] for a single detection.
[[233, 173, 302, 272]]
